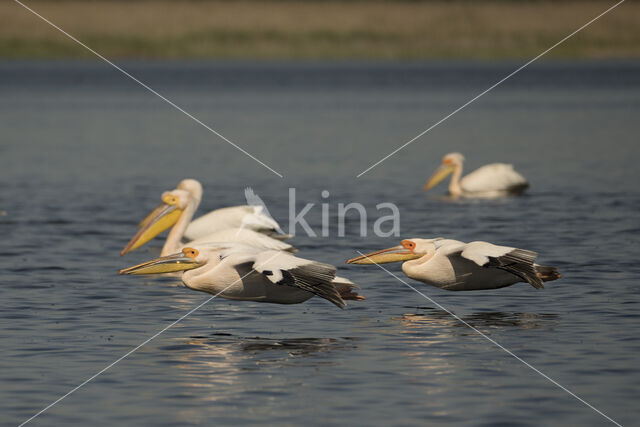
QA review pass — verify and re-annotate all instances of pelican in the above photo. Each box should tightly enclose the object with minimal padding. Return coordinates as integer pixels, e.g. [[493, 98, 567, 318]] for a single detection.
[[119, 244, 363, 308], [422, 153, 529, 198], [347, 238, 560, 291], [122, 188, 294, 256]]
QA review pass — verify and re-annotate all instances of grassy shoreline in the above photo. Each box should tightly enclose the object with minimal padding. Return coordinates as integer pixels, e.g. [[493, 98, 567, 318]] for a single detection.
[[1, 0, 638, 60]]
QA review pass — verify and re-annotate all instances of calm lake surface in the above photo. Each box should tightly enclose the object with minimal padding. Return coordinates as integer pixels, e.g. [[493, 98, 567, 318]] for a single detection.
[[1, 61, 639, 426]]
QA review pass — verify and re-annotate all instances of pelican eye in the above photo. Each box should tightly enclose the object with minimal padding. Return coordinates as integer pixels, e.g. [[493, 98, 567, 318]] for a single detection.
[[401, 240, 416, 251], [162, 195, 178, 205], [182, 248, 199, 258]]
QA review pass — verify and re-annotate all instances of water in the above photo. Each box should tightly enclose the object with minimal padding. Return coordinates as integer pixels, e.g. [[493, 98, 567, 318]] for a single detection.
[[1, 61, 639, 426]]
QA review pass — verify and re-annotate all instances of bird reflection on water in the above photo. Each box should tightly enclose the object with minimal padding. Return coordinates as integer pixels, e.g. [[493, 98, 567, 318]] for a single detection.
[[166, 334, 358, 382], [156, 333, 359, 424], [240, 336, 357, 357], [387, 310, 560, 387], [396, 309, 559, 331]]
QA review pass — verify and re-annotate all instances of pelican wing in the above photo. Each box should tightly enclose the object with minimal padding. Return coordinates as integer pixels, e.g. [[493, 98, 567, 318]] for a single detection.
[[251, 250, 345, 308], [184, 205, 284, 240], [238, 205, 283, 233], [460, 163, 528, 194], [458, 241, 515, 265], [457, 241, 543, 289], [188, 228, 296, 252], [486, 249, 543, 289], [244, 187, 287, 235]]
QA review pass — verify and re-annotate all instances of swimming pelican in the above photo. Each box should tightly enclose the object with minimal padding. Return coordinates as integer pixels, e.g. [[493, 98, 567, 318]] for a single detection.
[[122, 188, 294, 256], [347, 238, 560, 291], [119, 244, 363, 308], [422, 153, 529, 198]]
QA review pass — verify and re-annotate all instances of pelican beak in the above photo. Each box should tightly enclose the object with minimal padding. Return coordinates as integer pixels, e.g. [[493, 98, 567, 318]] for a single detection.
[[118, 252, 201, 275], [136, 203, 166, 229], [121, 198, 183, 255], [422, 164, 454, 191], [346, 245, 422, 265]]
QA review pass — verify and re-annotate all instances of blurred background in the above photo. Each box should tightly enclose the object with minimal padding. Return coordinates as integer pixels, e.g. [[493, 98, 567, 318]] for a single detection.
[[1, 0, 638, 60]]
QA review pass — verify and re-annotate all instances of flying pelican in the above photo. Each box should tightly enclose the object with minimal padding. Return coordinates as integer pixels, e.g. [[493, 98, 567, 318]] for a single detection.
[[422, 153, 529, 198], [119, 244, 363, 308], [122, 188, 294, 256], [347, 238, 560, 291]]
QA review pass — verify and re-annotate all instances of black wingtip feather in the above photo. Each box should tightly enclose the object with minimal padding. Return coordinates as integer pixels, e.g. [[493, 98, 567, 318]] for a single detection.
[[279, 263, 346, 309], [488, 249, 544, 289]]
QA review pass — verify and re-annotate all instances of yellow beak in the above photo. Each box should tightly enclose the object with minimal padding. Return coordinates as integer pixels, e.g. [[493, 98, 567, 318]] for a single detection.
[[121, 203, 183, 255], [346, 245, 422, 265], [136, 203, 166, 229], [118, 252, 201, 275], [422, 164, 454, 191]]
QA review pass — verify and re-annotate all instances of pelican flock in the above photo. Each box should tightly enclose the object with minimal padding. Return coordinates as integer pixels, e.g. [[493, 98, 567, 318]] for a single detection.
[[347, 238, 560, 291], [423, 152, 529, 198], [120, 179, 362, 308], [120, 243, 362, 307], [119, 172, 562, 310]]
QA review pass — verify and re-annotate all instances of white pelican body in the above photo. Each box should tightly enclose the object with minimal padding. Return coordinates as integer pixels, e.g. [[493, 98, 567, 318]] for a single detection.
[[423, 153, 528, 198], [120, 244, 362, 307], [121, 186, 294, 257], [347, 238, 560, 291], [175, 179, 285, 240]]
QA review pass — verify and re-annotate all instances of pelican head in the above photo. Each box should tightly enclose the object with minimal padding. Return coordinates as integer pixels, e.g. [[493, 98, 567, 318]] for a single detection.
[[121, 189, 191, 255], [346, 238, 441, 265], [177, 179, 203, 203], [422, 152, 465, 191], [119, 247, 204, 275]]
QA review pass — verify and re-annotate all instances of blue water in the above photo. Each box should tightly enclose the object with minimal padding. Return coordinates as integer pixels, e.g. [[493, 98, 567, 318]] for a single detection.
[[1, 61, 639, 426]]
